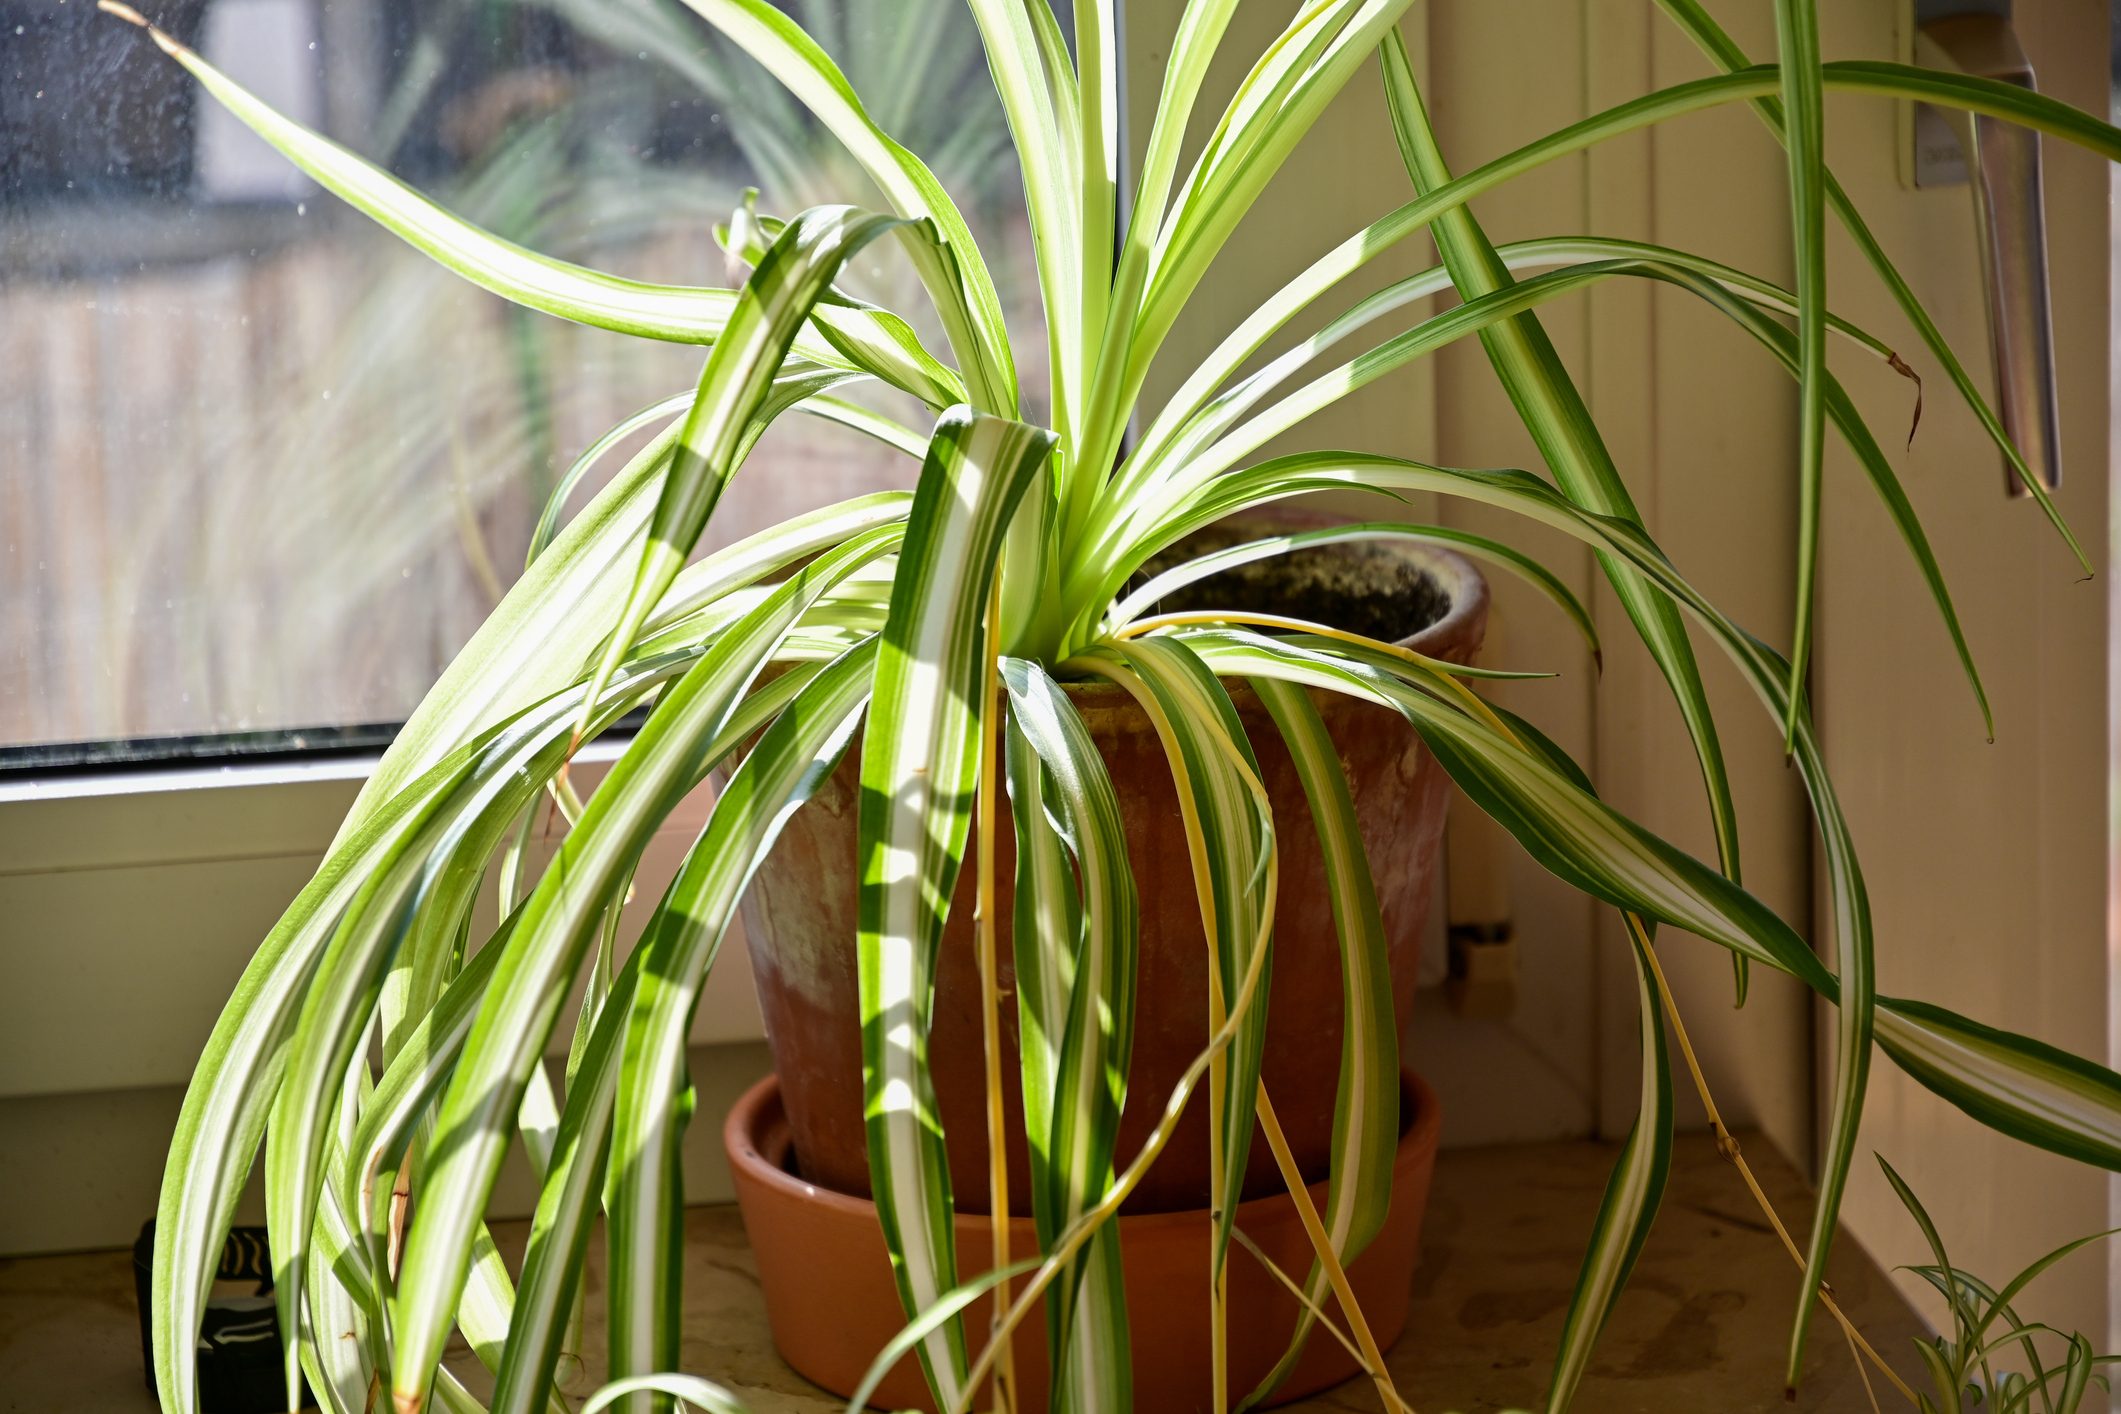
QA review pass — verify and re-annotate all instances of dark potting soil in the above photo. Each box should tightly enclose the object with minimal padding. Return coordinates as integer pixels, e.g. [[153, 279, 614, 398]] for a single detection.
[[1134, 524, 1451, 644]]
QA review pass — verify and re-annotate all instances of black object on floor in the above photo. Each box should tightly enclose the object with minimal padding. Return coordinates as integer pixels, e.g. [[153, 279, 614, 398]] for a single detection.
[[134, 1221, 313, 1413]]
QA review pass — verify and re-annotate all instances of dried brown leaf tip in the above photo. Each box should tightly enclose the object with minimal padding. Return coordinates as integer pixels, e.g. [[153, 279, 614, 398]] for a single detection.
[[1886, 351, 1924, 448], [96, 1, 183, 56]]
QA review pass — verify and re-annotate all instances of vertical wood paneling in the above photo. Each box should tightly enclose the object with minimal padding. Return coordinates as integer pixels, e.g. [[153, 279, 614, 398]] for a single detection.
[[1809, 0, 2112, 1342], [1616, 4, 1815, 1165], [1418, 1, 1605, 1145]]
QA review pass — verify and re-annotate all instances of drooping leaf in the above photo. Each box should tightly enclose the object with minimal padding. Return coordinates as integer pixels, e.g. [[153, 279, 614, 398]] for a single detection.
[[577, 205, 919, 741], [390, 527, 899, 1411], [1547, 918, 1674, 1412], [1000, 657, 1139, 1411], [1239, 676, 1397, 1407], [857, 407, 1055, 1408], [1377, 33, 1745, 1004], [604, 641, 875, 1399]]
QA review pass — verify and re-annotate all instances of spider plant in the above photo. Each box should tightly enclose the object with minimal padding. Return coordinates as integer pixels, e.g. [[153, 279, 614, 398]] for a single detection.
[[102, 1, 2121, 1412], [1879, 1157, 2119, 1414]]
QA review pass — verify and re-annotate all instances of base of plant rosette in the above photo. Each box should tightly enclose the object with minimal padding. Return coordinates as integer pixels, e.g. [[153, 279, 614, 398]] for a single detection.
[[723, 1067, 1442, 1412]]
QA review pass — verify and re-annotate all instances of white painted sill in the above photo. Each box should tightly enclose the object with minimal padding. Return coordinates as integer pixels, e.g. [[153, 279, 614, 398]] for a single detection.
[[0, 738, 768, 1104]]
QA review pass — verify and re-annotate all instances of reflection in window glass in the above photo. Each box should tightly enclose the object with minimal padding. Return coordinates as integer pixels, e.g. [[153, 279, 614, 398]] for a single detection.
[[1, 0, 1045, 767]]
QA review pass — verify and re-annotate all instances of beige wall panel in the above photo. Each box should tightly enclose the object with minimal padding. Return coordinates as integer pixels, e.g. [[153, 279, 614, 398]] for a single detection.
[[1416, 0, 1606, 1144], [1804, 0, 2112, 1342], [1619, 5, 1818, 1166]]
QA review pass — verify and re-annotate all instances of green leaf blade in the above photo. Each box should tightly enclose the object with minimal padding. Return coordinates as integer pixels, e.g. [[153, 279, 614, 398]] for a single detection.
[[857, 406, 1056, 1409]]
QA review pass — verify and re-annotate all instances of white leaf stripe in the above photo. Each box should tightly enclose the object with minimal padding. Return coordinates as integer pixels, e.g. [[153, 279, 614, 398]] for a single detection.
[[1655, 0, 2091, 575], [355, 388, 879, 836], [607, 641, 877, 1399], [491, 953, 638, 1414], [389, 527, 899, 1411], [999, 658, 1139, 1401], [265, 730, 574, 1404], [1001, 720, 1079, 1233], [108, 17, 966, 400], [1180, 630, 1825, 987], [1193, 624, 2121, 1182], [1877, 1001, 2121, 1170], [640, 492, 914, 640], [1139, 0, 1423, 364], [1125, 234, 1898, 499], [1108, 248, 1902, 552], [1086, 639, 1271, 1279], [1241, 677, 1395, 1407], [270, 612, 823, 1395], [1080, 58, 2121, 601], [149, 655, 682, 1414], [1547, 922, 1673, 1412], [1378, 35, 1742, 921], [529, 396, 918, 578], [338, 658, 824, 1287], [670, 0, 1018, 411], [1062, 0, 1240, 529], [858, 408, 1056, 1408], [1000, 664, 1138, 1230], [964, 0, 1079, 434], [1771, 0, 1830, 772], [1108, 520, 1598, 663], [1040, 640, 1278, 1414], [581, 205, 917, 735], [1197, 434, 1876, 1399]]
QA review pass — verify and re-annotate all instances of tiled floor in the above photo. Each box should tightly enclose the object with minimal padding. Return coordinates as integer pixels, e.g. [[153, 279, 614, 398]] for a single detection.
[[0, 1130, 1927, 1413]]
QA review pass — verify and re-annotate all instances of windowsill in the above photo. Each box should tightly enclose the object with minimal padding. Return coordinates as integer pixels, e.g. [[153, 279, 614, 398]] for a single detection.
[[0, 1128, 1930, 1411], [0, 730, 759, 1116], [0, 730, 631, 807]]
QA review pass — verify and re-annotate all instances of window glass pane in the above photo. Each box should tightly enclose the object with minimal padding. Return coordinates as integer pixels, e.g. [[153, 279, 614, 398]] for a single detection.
[[2, 0, 1045, 768]]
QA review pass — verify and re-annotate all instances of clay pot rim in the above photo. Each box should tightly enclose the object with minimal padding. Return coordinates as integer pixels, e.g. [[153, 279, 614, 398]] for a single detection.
[[1060, 520, 1489, 709], [723, 1066, 1443, 1232]]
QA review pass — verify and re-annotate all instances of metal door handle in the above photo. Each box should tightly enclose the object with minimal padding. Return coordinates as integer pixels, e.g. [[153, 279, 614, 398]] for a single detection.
[[1913, 4, 2061, 496]]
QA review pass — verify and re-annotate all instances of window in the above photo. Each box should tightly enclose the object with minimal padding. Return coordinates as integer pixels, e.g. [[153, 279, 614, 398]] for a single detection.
[[1, 0, 1044, 769]]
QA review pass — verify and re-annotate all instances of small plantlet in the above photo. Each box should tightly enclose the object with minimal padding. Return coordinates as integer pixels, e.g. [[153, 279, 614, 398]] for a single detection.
[[1880, 1155, 2117, 1414]]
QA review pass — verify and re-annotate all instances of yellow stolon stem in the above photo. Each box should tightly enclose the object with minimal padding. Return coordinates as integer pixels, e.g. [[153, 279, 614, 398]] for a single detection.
[[1631, 915, 1913, 1410], [1255, 1084, 1417, 1414], [975, 587, 1016, 1414]]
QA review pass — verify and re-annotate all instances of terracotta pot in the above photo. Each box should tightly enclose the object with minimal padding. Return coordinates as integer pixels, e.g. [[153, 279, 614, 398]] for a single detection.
[[736, 527, 1486, 1213], [725, 1067, 1443, 1412]]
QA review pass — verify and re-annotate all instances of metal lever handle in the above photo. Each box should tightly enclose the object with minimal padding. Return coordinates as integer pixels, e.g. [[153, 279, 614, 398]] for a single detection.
[[1915, 8, 2062, 496]]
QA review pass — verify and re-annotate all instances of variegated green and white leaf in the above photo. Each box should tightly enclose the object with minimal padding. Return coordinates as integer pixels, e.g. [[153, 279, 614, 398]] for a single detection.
[[149, 653, 681, 1414], [1239, 676, 1396, 1408], [1378, 32, 1743, 962], [118, 7, 2121, 1414], [857, 407, 1055, 1408], [1876, 1001, 2121, 1174], [670, 0, 1018, 411], [1181, 629, 1825, 986], [1072, 639, 1272, 1286], [1652, 0, 2091, 575], [606, 640, 878, 1404], [1547, 918, 1674, 1413], [1769, 0, 1829, 769], [1000, 656, 1138, 1411], [579, 205, 919, 734], [1110, 520, 1599, 665], [390, 527, 898, 1411], [580, 1374, 748, 1414], [96, 13, 960, 404]]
